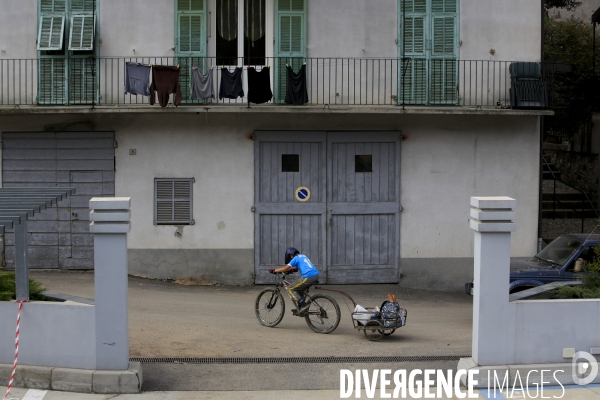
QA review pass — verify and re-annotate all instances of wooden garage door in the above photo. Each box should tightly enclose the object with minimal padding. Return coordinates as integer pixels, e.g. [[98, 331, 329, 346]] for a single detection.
[[2, 132, 115, 269], [254, 131, 401, 284]]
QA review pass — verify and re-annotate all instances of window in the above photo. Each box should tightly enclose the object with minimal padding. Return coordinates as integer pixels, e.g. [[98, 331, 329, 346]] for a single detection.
[[215, 0, 266, 66], [154, 178, 195, 225], [176, 0, 206, 102], [355, 155, 372, 173], [275, 0, 306, 103], [282, 154, 299, 172], [38, 0, 97, 105], [399, 0, 458, 105]]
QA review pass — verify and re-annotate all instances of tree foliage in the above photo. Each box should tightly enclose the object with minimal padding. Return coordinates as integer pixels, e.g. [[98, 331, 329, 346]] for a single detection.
[[545, 0, 582, 11], [553, 246, 600, 299]]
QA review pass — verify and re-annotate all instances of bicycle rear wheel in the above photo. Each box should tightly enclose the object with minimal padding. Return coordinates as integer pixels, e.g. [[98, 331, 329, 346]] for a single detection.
[[255, 289, 285, 327], [304, 294, 341, 334]]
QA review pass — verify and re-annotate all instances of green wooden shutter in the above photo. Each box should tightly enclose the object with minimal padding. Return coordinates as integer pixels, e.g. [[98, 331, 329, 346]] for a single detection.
[[430, 0, 457, 104], [69, 57, 95, 104], [398, 0, 458, 105], [68, 14, 95, 50], [399, 0, 427, 104], [38, 15, 65, 50], [38, 58, 66, 104], [176, 0, 206, 103], [275, 0, 306, 103], [41, 0, 66, 13], [70, 0, 95, 13]]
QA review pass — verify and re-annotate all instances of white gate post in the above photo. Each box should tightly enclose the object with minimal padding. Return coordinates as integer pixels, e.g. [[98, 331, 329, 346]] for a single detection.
[[90, 197, 131, 370], [470, 196, 516, 365]]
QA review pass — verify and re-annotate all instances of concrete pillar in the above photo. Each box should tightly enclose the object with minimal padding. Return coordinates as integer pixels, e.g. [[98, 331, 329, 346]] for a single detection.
[[89, 197, 131, 370], [469, 196, 516, 366]]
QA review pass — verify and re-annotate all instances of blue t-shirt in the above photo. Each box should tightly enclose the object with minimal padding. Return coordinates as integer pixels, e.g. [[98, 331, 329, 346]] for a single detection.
[[288, 254, 319, 278]]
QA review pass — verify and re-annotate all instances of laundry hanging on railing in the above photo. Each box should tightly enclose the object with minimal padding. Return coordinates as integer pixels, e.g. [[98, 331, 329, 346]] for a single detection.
[[247, 66, 272, 104], [191, 67, 215, 100], [149, 65, 182, 107], [124, 62, 151, 96], [219, 67, 244, 100], [285, 64, 308, 105]]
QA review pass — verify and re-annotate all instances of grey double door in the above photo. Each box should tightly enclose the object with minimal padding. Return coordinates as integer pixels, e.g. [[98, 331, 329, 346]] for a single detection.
[[254, 131, 401, 284]]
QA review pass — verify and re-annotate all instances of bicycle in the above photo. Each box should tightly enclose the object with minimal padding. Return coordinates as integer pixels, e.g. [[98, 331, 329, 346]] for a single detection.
[[254, 267, 341, 334]]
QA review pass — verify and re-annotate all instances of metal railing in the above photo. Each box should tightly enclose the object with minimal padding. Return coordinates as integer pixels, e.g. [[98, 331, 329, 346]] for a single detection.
[[543, 157, 600, 232], [0, 57, 544, 108]]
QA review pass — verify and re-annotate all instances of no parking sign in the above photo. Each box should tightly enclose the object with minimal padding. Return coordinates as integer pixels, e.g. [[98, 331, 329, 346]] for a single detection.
[[295, 186, 311, 202]]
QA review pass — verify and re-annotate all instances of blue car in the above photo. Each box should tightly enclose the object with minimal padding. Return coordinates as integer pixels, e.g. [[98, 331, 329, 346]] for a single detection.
[[465, 234, 599, 295]]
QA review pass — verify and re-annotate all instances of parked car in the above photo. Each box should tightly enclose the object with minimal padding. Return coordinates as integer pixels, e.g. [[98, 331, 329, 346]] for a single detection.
[[465, 234, 600, 295]]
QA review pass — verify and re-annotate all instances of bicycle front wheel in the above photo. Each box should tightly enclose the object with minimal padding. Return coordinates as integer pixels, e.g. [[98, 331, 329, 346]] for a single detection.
[[255, 289, 285, 327], [304, 294, 341, 334]]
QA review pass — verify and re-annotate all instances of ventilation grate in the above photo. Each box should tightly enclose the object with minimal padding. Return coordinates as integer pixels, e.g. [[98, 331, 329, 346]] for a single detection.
[[130, 355, 469, 364]]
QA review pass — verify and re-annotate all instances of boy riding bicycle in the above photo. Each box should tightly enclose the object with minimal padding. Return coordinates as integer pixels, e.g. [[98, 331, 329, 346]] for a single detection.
[[269, 247, 319, 314]]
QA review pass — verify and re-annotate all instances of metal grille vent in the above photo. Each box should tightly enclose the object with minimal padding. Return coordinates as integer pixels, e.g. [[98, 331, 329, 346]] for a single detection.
[[130, 355, 469, 364]]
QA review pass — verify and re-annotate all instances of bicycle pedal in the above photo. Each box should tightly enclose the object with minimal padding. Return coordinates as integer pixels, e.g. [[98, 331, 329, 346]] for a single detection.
[[292, 309, 298, 316]]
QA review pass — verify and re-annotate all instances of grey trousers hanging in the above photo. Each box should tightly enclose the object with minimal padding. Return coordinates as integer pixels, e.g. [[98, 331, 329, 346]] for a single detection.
[[191, 67, 215, 100]]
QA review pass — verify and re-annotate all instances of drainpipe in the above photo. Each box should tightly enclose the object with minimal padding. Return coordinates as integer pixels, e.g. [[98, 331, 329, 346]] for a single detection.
[[538, 0, 545, 252]]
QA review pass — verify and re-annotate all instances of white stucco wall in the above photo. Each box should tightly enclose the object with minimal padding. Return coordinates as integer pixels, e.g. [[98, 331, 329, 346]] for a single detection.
[[99, 0, 175, 57], [460, 0, 542, 61], [0, 112, 540, 259], [307, 0, 398, 58], [0, 0, 37, 59], [0, 1, 542, 62]]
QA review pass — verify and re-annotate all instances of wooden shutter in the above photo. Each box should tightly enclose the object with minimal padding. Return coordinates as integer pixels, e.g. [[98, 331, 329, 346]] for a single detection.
[[430, 0, 457, 104], [38, 58, 66, 104], [400, 0, 427, 104], [38, 15, 65, 50], [68, 14, 95, 50], [275, 0, 306, 103], [40, 0, 66, 13], [69, 57, 95, 104], [176, 0, 206, 102], [70, 0, 95, 13], [155, 179, 194, 225]]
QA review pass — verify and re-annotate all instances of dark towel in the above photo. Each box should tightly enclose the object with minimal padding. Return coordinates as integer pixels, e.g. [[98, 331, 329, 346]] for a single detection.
[[247, 67, 272, 104], [219, 67, 244, 100], [149, 65, 182, 107], [285, 64, 308, 105]]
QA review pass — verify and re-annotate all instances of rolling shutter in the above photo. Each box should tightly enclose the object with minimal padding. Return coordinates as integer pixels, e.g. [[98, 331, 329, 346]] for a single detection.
[[155, 179, 195, 225], [275, 0, 306, 103]]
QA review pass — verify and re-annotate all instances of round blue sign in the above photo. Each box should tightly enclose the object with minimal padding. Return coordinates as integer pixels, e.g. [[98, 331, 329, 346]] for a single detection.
[[295, 186, 311, 202]]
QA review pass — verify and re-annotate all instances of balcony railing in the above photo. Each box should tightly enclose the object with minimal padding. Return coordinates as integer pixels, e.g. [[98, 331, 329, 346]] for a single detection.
[[0, 57, 546, 108]]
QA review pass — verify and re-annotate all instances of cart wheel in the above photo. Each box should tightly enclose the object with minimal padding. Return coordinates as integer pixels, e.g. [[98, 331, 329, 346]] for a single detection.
[[379, 328, 396, 336], [364, 321, 384, 341]]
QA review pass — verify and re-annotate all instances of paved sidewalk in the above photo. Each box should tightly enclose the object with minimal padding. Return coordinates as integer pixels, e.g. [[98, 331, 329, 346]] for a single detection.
[[4, 386, 600, 399]]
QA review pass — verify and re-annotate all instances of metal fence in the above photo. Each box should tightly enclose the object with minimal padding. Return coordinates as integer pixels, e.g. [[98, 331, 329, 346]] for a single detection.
[[0, 57, 545, 108]]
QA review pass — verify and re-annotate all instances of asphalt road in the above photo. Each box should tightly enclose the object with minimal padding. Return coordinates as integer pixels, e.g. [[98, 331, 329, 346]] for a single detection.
[[30, 270, 473, 391]]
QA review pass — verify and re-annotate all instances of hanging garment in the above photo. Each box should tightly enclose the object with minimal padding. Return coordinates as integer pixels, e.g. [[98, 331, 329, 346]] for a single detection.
[[219, 67, 244, 100], [247, 67, 272, 104], [149, 65, 182, 108], [124, 62, 151, 96], [191, 67, 215, 100], [285, 64, 308, 105]]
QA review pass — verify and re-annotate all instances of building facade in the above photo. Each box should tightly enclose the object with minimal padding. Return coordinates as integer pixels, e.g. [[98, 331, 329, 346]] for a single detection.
[[0, 0, 547, 291]]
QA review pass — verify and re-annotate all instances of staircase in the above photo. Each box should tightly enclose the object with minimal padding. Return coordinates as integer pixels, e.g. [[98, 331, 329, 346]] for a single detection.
[[541, 159, 599, 241]]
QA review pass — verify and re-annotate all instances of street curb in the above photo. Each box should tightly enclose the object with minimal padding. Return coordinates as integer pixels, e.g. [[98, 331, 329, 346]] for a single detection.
[[0, 361, 142, 394]]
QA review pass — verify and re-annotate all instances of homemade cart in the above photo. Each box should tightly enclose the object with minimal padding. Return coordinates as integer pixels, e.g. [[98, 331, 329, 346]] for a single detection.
[[315, 287, 408, 341]]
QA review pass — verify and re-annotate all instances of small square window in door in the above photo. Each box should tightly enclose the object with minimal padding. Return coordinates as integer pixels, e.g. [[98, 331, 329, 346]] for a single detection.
[[282, 154, 300, 172], [355, 155, 372, 172]]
